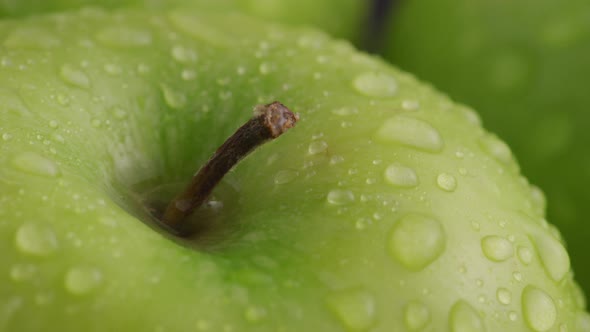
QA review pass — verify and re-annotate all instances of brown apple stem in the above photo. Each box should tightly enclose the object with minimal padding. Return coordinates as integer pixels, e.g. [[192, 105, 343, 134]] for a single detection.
[[160, 101, 299, 235]]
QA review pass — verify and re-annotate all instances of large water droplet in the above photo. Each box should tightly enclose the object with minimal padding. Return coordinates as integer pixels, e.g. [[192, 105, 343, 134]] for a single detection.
[[12, 152, 60, 177], [15, 223, 59, 256], [274, 170, 297, 185], [522, 286, 556, 331], [384, 163, 419, 187], [244, 306, 267, 323], [161, 84, 187, 109], [96, 27, 152, 47], [64, 266, 103, 295], [404, 301, 431, 330], [437, 173, 457, 192], [10, 263, 37, 282], [4, 28, 60, 49], [327, 190, 355, 205], [353, 72, 398, 97], [376, 116, 444, 152], [449, 300, 484, 332], [389, 214, 445, 271], [326, 289, 376, 330], [517, 246, 534, 265], [481, 235, 513, 262], [479, 134, 513, 165], [59, 64, 90, 88], [171, 45, 197, 63], [530, 233, 570, 282], [496, 288, 512, 305], [308, 141, 328, 155]]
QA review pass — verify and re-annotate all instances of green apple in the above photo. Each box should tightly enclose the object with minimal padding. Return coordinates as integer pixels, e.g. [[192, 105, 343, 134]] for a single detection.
[[382, 0, 590, 297], [0, 7, 588, 332], [0, 0, 369, 42]]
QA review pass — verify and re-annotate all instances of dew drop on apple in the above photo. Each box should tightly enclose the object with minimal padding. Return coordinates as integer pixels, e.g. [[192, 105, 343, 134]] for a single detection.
[[388, 214, 445, 271], [308, 141, 328, 155], [325, 289, 376, 330], [402, 99, 420, 111], [273, 170, 296, 185], [161, 84, 187, 109], [481, 235, 513, 262], [404, 301, 431, 330], [530, 232, 570, 282], [48, 120, 59, 129], [10, 263, 37, 282], [384, 163, 418, 187], [15, 223, 59, 256], [59, 64, 90, 89], [352, 72, 398, 97], [496, 287, 512, 305], [436, 173, 457, 192], [171, 45, 197, 63], [449, 300, 484, 332], [478, 134, 513, 165], [522, 285, 557, 331], [64, 266, 103, 295], [12, 152, 60, 177], [103, 63, 122, 76], [376, 116, 444, 152], [327, 189, 355, 205], [96, 27, 152, 47], [2, 132, 13, 141], [181, 69, 196, 81], [331, 107, 358, 116], [244, 306, 267, 323], [517, 246, 534, 265]]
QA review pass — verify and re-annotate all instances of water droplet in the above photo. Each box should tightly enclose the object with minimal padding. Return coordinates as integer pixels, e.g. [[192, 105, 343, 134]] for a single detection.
[[181, 69, 196, 80], [274, 170, 297, 185], [404, 301, 431, 330], [60, 64, 90, 88], [509, 311, 518, 321], [479, 134, 513, 165], [497, 288, 512, 305], [64, 266, 103, 295], [103, 63, 122, 75], [161, 84, 187, 109], [2, 132, 13, 141], [10, 263, 37, 282], [530, 232, 570, 282], [331, 107, 358, 116], [326, 289, 376, 330], [258, 62, 272, 75], [376, 116, 444, 152], [12, 152, 60, 178], [308, 141, 328, 155], [48, 120, 59, 129], [15, 223, 58, 256], [96, 27, 152, 47], [384, 163, 419, 187], [389, 214, 445, 271], [449, 300, 484, 332], [402, 100, 420, 111], [244, 306, 266, 323], [517, 246, 534, 265], [171, 45, 197, 63], [437, 173, 457, 192], [513, 271, 523, 282], [4, 28, 60, 49], [327, 190, 355, 205], [353, 72, 398, 97], [522, 285, 556, 331], [481, 235, 513, 262]]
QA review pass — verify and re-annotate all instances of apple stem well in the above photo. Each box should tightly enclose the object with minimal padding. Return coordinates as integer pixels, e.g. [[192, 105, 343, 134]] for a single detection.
[[158, 101, 299, 236]]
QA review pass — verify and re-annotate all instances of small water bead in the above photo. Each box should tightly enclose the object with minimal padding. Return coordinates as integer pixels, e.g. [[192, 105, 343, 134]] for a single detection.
[[103, 63, 122, 76], [181, 69, 196, 80], [513, 272, 523, 282], [331, 107, 358, 116], [258, 62, 272, 75], [389, 214, 445, 271], [244, 306, 267, 323], [509, 311, 518, 321], [171, 45, 197, 63], [60, 64, 90, 88], [327, 190, 355, 205], [48, 120, 59, 129], [353, 72, 398, 97], [308, 141, 328, 155], [376, 116, 444, 152], [5, 28, 60, 49], [402, 100, 420, 111], [96, 27, 152, 47], [479, 134, 513, 165], [449, 300, 484, 332], [517, 246, 534, 265], [2, 132, 13, 141], [326, 289, 376, 331], [530, 233, 570, 282], [12, 152, 60, 177], [10, 264, 37, 282], [522, 286, 557, 332], [273, 170, 297, 185], [15, 223, 59, 256], [404, 301, 431, 330], [64, 266, 103, 295], [481, 235, 513, 262], [437, 173, 457, 192], [384, 163, 419, 187], [160, 84, 187, 109], [497, 288, 512, 305]]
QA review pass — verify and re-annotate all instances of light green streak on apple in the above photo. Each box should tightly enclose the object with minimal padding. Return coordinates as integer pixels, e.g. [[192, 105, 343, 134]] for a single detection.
[[0, 8, 587, 332], [0, 0, 368, 43], [383, 0, 590, 297]]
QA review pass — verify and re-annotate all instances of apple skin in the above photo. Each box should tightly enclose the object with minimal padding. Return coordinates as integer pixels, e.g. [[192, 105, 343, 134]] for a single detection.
[[0, 0, 369, 42], [0, 8, 588, 332], [382, 0, 590, 297]]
